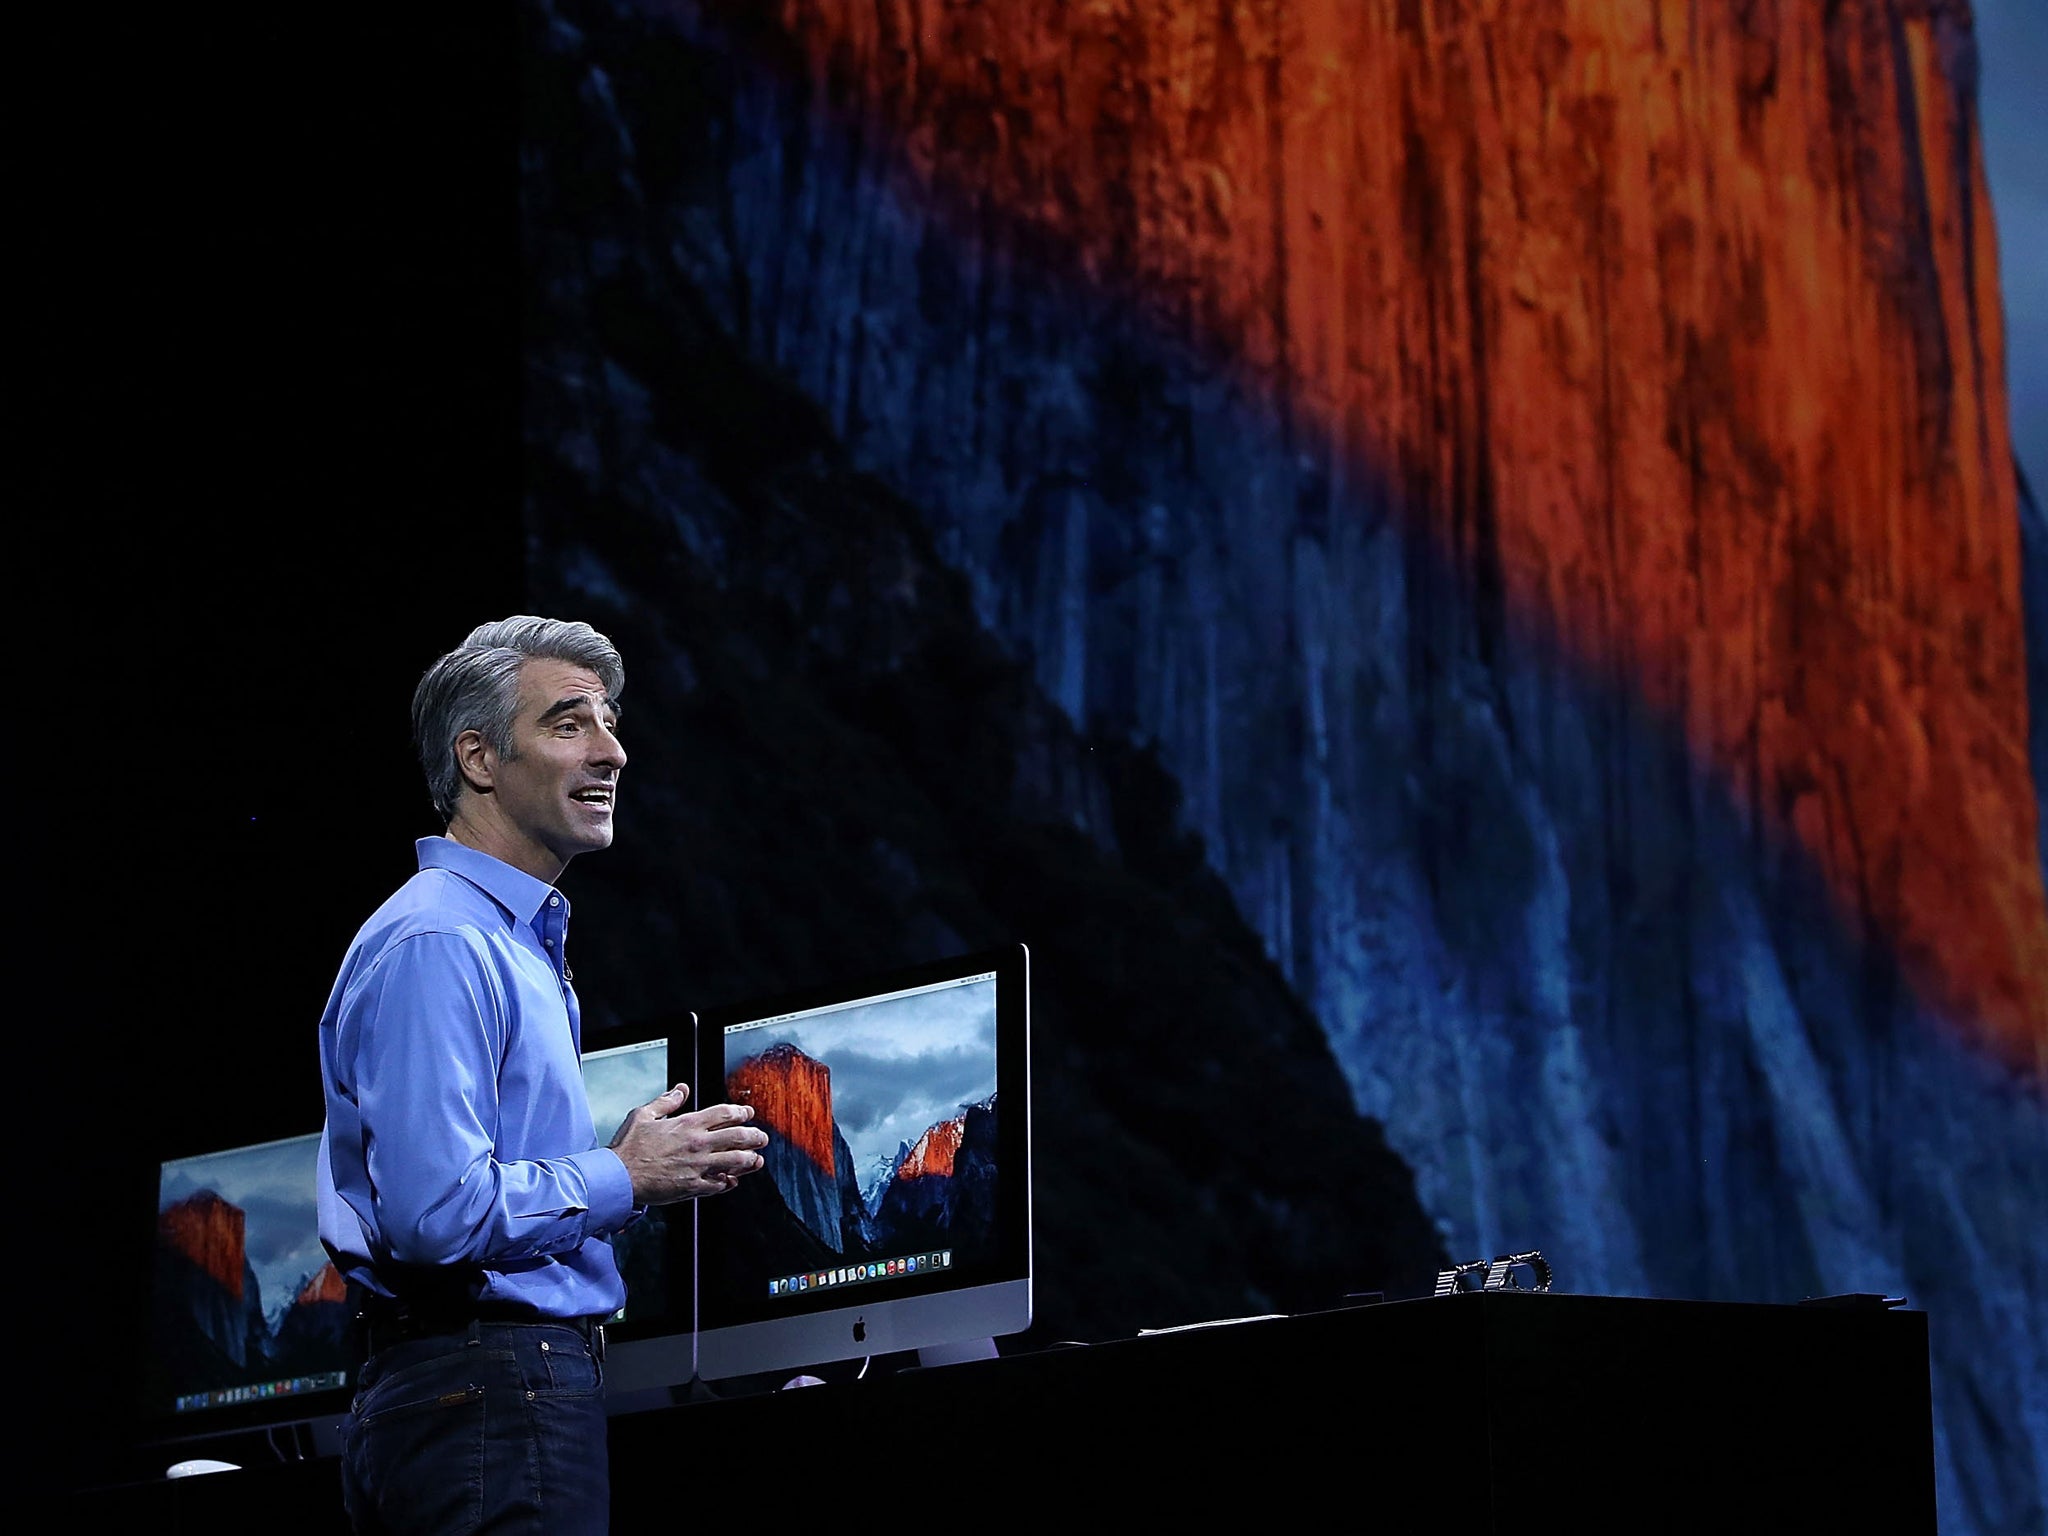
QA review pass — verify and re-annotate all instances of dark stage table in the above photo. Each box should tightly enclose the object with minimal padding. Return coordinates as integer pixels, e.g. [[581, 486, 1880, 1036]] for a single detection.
[[83, 1292, 1936, 1531]]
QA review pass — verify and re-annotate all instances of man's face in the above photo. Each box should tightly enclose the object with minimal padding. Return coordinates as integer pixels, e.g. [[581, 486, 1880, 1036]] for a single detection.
[[483, 657, 626, 869]]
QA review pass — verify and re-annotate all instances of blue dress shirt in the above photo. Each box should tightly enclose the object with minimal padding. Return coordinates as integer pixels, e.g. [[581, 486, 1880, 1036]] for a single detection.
[[317, 837, 638, 1321]]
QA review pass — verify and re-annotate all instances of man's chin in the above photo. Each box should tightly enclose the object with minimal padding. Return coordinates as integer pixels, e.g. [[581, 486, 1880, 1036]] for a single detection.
[[555, 823, 616, 859]]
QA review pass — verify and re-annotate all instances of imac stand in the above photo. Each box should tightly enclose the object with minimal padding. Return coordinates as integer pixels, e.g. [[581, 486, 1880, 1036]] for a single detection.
[[917, 1336, 998, 1368]]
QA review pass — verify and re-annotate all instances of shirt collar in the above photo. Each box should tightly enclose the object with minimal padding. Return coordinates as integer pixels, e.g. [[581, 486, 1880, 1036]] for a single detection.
[[416, 836, 565, 926]]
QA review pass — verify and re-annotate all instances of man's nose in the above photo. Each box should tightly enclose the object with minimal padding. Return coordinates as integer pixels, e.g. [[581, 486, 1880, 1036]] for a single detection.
[[595, 723, 627, 769]]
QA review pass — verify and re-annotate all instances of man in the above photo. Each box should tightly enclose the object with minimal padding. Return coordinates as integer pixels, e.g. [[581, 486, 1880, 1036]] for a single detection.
[[316, 615, 768, 1535]]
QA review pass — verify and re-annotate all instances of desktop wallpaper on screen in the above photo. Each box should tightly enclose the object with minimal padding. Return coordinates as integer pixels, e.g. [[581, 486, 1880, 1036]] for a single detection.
[[579, 1037, 674, 1327], [150, 1134, 350, 1426], [150, 1039, 673, 1434], [706, 975, 1001, 1304]]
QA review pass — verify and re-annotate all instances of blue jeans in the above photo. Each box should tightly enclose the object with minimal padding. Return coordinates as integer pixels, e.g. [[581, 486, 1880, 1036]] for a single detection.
[[339, 1319, 609, 1535]]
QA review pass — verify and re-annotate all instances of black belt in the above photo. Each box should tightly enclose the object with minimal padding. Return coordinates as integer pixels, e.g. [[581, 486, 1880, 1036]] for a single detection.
[[355, 1304, 606, 1361]]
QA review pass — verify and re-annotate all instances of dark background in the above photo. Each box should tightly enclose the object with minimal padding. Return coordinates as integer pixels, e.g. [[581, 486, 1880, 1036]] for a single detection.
[[38, 6, 520, 1493]]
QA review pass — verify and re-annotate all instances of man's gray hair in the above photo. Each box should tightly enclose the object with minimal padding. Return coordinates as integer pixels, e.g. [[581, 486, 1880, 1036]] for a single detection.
[[412, 616, 626, 824]]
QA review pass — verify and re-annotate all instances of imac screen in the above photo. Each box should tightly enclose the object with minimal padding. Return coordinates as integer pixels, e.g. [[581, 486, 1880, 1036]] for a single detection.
[[578, 1033, 675, 1332], [695, 944, 1031, 1381], [578, 1023, 703, 1402], [147, 1131, 353, 1443], [144, 1031, 691, 1438]]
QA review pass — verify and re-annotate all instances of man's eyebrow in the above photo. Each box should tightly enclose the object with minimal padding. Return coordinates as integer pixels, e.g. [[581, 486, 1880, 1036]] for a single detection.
[[536, 693, 619, 724]]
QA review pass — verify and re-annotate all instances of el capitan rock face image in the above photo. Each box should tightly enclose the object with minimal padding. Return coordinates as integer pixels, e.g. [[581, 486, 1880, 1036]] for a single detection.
[[153, 1189, 351, 1400], [731, 1043, 838, 1177], [715, 1042, 1000, 1270], [703, 0, 2041, 1067], [730, 1042, 867, 1252], [159, 1189, 249, 1305], [516, 2, 2045, 1530], [894, 1116, 962, 1182]]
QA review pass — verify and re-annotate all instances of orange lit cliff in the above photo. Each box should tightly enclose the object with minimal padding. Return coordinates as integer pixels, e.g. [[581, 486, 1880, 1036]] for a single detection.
[[297, 1260, 348, 1308], [742, 0, 2042, 1069], [897, 1115, 965, 1180], [729, 1041, 839, 1173], [159, 1189, 247, 1301]]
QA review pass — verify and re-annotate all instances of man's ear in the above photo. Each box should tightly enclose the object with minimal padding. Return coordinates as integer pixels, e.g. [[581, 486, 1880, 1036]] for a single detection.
[[454, 728, 496, 795]]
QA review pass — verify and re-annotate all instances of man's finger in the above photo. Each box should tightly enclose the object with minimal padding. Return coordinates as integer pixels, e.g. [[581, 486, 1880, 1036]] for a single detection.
[[701, 1124, 769, 1151], [685, 1102, 757, 1130]]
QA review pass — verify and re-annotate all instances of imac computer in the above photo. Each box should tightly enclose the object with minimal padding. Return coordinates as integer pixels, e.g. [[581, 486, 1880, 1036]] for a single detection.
[[144, 1129, 355, 1458], [143, 1025, 701, 1455], [692, 943, 1032, 1384]]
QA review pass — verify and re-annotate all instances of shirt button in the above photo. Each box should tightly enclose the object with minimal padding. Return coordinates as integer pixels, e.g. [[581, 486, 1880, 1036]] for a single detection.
[[549, 895, 560, 907], [543, 938, 553, 947]]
